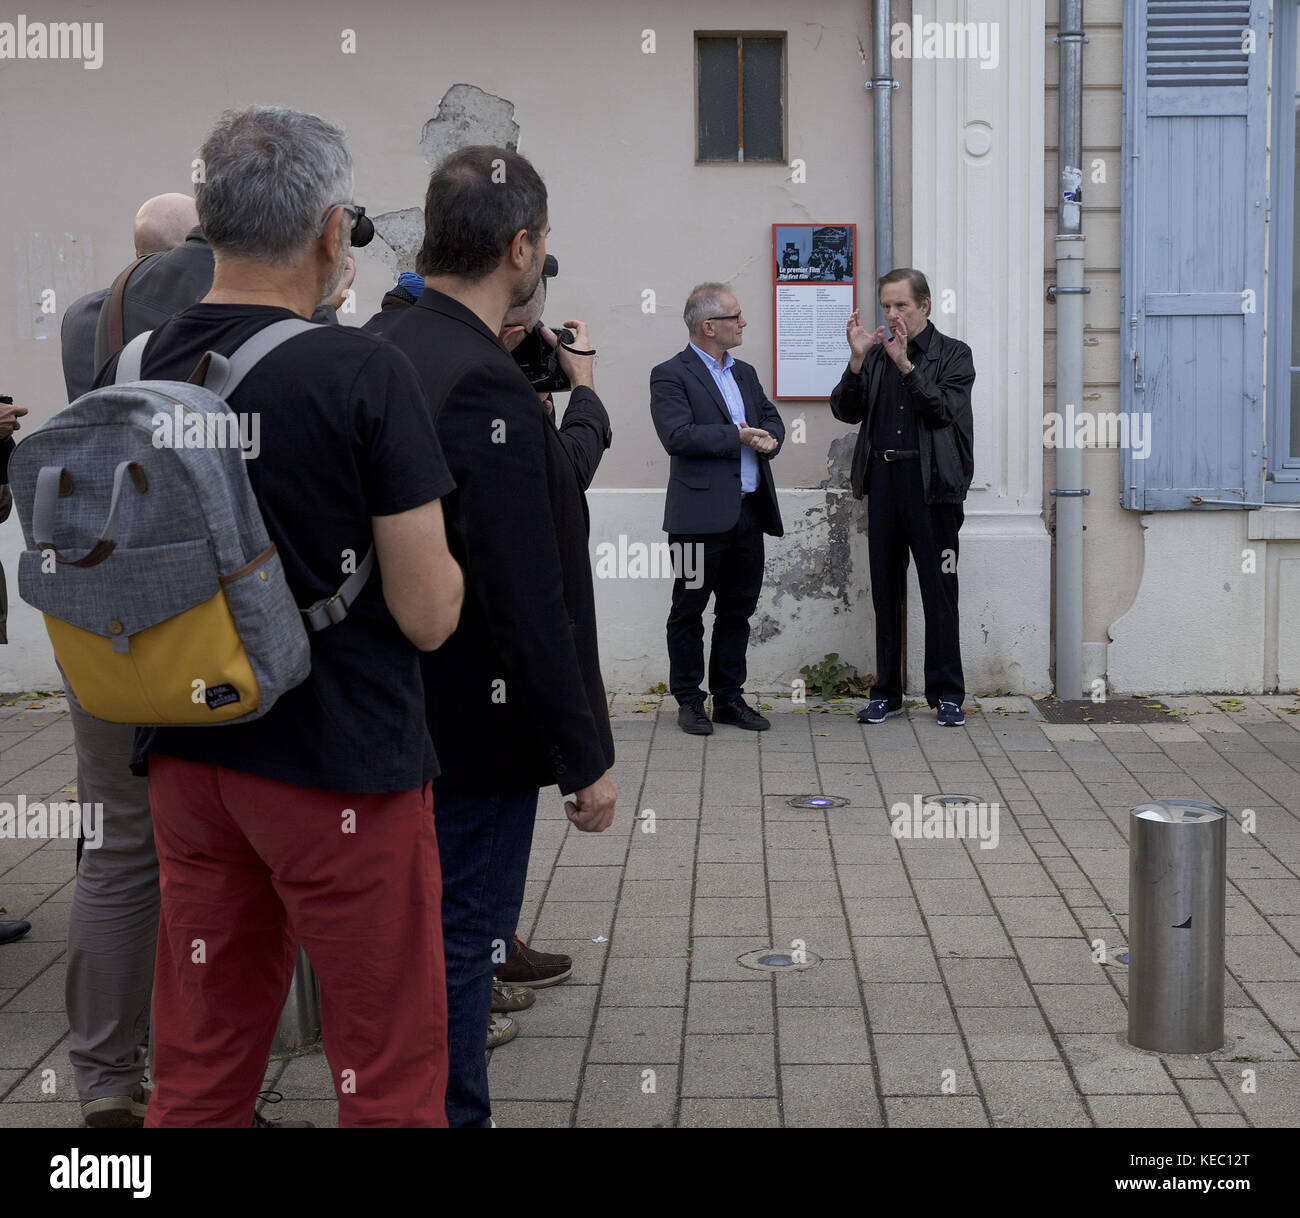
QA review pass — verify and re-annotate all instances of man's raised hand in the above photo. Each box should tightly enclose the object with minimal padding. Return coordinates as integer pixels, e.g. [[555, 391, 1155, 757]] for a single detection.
[[545, 319, 596, 391], [846, 309, 880, 373]]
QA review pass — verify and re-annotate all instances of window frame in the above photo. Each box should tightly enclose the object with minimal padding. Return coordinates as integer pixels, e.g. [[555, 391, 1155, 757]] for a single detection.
[[1267, 0, 1300, 496], [693, 30, 788, 165]]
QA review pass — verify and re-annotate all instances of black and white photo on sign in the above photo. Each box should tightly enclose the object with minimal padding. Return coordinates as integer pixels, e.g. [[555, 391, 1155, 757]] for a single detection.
[[774, 224, 854, 282]]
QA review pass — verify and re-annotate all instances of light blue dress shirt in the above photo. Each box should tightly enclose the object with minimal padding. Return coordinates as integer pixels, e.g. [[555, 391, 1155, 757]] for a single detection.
[[689, 342, 758, 493]]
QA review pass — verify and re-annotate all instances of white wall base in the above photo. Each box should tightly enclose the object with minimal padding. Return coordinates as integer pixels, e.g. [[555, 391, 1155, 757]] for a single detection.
[[1108, 513, 1266, 693], [0, 487, 1058, 697]]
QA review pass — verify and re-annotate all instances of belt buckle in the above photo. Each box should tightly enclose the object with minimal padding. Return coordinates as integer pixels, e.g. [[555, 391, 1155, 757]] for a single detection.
[[882, 449, 896, 462]]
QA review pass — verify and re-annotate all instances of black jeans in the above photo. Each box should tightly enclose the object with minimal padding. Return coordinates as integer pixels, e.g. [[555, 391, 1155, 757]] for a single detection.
[[666, 495, 766, 706], [866, 457, 964, 708]]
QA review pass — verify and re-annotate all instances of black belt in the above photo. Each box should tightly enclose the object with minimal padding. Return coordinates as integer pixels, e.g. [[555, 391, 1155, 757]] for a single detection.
[[873, 448, 919, 461]]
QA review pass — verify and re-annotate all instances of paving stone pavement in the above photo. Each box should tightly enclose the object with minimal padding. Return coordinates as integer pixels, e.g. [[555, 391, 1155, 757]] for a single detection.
[[2, 690, 1299, 1128]]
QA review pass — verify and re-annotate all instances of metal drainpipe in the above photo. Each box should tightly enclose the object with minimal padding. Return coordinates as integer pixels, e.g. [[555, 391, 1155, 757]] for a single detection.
[[1051, 1, 1088, 699], [867, 0, 896, 318]]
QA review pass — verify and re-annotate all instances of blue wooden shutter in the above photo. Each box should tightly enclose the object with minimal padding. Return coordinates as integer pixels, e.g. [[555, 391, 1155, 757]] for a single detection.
[[1120, 0, 1269, 510]]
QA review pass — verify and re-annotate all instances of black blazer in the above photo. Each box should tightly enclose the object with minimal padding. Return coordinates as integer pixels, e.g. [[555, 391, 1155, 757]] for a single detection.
[[649, 346, 784, 537], [828, 323, 976, 504], [364, 289, 614, 795]]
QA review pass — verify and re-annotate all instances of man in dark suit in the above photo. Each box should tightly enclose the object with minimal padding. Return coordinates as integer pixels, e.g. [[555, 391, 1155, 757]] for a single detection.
[[369, 145, 616, 1128], [829, 267, 975, 727], [651, 283, 785, 735]]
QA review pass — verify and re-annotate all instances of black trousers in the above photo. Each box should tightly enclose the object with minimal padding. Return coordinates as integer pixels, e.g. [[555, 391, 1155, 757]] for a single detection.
[[666, 496, 765, 706], [866, 456, 964, 708]]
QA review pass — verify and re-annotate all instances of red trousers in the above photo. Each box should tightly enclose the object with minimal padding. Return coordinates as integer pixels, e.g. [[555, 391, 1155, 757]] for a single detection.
[[144, 755, 447, 1127]]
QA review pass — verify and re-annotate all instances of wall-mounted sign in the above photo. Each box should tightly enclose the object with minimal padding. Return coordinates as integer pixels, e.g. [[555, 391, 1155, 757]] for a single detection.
[[771, 222, 857, 400]]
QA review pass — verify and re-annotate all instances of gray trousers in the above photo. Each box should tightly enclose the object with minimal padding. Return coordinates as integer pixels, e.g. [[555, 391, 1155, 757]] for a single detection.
[[63, 677, 158, 1101]]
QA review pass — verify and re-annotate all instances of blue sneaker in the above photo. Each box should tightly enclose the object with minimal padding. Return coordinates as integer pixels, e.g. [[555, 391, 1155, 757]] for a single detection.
[[858, 699, 903, 724], [937, 701, 966, 726]]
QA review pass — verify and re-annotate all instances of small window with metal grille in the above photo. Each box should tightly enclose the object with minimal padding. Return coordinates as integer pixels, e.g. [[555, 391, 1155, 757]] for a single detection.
[[696, 33, 785, 163]]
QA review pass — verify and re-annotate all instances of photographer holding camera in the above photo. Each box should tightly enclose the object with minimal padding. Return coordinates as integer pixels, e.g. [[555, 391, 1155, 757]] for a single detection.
[[364, 146, 616, 1127], [497, 266, 611, 488], [371, 256, 611, 482]]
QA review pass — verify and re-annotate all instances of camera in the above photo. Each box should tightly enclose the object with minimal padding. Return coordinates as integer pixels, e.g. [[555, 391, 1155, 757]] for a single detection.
[[512, 323, 574, 394], [511, 254, 573, 393]]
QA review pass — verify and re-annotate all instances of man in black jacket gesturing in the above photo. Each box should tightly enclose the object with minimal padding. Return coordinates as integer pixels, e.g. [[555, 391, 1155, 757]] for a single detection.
[[372, 145, 616, 1128], [830, 268, 975, 727]]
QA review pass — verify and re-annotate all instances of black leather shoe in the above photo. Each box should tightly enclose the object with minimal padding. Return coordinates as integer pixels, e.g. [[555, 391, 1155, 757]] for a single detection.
[[677, 702, 714, 735], [0, 920, 32, 945], [712, 700, 770, 731]]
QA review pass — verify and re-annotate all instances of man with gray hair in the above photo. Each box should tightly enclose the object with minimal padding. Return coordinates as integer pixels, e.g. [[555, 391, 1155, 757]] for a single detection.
[[91, 105, 464, 1127], [650, 283, 784, 735]]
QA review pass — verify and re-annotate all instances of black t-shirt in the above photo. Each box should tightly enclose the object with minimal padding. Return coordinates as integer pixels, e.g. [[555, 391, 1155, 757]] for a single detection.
[[871, 321, 933, 453], [93, 304, 455, 793]]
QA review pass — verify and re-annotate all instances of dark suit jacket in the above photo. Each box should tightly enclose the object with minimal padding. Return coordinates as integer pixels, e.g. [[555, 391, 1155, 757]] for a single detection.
[[649, 346, 784, 537], [363, 290, 614, 795], [60, 286, 109, 401], [828, 323, 975, 504]]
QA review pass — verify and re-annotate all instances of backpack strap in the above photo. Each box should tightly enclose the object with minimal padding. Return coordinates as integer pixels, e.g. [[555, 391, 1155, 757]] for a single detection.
[[105, 256, 150, 357], [199, 318, 373, 630], [301, 547, 376, 631], [91, 254, 153, 373], [114, 330, 152, 385], [196, 318, 318, 398]]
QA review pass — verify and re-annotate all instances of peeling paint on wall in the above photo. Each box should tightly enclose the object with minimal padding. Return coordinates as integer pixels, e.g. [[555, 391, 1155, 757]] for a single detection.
[[758, 436, 867, 637], [368, 206, 424, 276], [369, 84, 520, 277], [420, 83, 519, 166]]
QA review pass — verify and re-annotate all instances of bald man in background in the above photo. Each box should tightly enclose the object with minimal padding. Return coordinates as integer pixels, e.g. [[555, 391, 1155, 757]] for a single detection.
[[60, 193, 199, 401]]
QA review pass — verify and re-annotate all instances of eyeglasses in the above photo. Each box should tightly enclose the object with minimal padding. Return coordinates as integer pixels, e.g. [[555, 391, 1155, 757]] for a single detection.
[[317, 202, 374, 247], [707, 312, 743, 322]]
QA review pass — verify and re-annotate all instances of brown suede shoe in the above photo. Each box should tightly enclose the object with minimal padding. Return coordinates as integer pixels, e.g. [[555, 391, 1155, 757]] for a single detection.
[[494, 934, 572, 988]]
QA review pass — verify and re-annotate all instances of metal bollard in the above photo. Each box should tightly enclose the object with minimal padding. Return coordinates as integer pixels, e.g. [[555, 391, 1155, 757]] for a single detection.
[[1127, 799, 1226, 1053], [272, 945, 321, 1054]]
